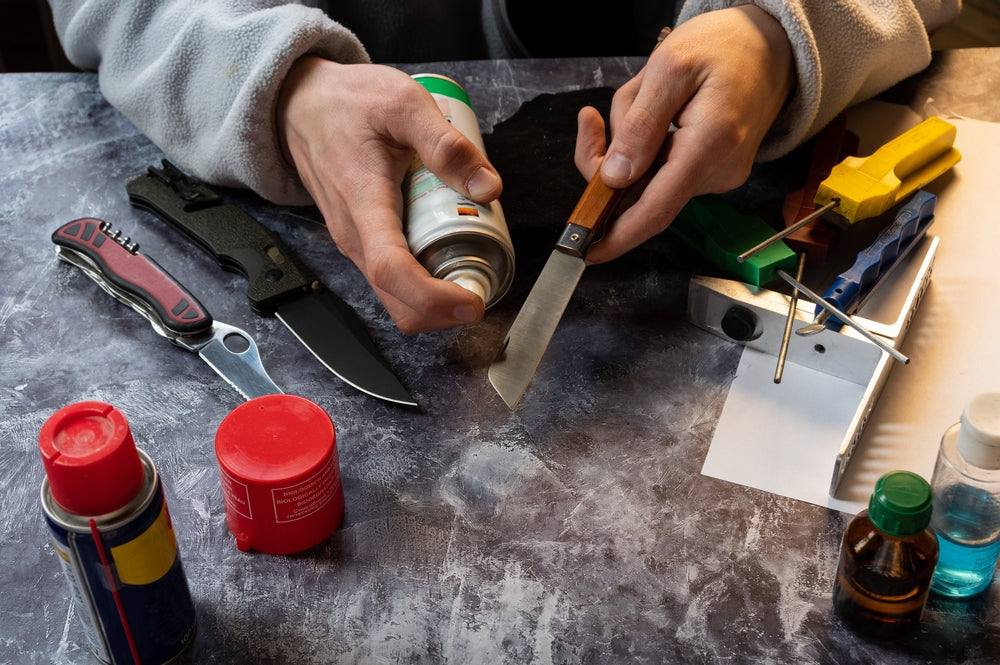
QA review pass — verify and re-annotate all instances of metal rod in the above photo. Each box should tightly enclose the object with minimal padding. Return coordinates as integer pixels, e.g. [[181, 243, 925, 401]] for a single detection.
[[774, 253, 806, 383], [737, 199, 840, 263], [776, 269, 910, 365]]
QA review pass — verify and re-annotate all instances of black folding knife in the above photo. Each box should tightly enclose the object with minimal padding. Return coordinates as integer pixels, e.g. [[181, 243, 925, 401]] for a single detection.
[[126, 160, 417, 407]]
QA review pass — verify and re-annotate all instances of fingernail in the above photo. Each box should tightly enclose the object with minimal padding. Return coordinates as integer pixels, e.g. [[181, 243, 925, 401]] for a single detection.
[[467, 167, 500, 200], [602, 152, 632, 182], [453, 304, 480, 323]]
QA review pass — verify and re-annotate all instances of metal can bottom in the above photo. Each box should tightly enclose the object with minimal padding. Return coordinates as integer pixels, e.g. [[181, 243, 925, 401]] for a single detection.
[[415, 231, 514, 308]]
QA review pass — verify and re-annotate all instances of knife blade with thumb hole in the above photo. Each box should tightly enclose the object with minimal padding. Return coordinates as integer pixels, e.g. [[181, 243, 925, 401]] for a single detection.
[[51, 218, 283, 400]]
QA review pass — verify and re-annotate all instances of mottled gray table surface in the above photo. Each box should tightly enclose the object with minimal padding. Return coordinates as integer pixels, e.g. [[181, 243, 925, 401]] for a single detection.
[[3, 51, 1000, 664]]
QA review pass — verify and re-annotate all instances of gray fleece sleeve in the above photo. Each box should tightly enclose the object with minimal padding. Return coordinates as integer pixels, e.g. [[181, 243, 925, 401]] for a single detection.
[[677, 0, 962, 161], [48, 0, 370, 205]]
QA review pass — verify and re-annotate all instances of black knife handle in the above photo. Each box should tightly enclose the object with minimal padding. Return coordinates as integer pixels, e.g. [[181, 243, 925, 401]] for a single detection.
[[125, 160, 319, 315], [52, 218, 212, 336]]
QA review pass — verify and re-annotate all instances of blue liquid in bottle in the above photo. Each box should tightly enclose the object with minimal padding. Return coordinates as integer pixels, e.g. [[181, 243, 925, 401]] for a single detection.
[[929, 394, 1000, 598], [933, 532, 1000, 597], [931, 484, 1000, 597]]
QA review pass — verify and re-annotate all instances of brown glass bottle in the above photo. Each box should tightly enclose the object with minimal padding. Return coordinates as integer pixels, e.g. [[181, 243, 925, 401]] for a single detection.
[[832, 470, 939, 640]]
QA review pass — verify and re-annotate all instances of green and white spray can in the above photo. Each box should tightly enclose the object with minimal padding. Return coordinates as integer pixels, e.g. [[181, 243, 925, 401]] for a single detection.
[[403, 74, 514, 308]]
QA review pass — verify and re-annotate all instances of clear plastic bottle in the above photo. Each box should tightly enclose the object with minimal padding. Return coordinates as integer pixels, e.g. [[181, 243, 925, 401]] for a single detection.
[[832, 470, 939, 640], [930, 392, 1000, 597]]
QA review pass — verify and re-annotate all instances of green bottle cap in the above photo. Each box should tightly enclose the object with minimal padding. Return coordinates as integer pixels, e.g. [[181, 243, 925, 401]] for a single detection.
[[868, 470, 933, 537]]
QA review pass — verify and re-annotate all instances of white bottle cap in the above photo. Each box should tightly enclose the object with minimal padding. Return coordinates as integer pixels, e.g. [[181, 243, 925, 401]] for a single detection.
[[447, 267, 490, 305], [956, 392, 1000, 470]]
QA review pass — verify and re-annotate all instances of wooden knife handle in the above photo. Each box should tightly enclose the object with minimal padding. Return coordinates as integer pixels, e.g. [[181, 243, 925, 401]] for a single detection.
[[557, 169, 627, 257], [568, 169, 627, 232]]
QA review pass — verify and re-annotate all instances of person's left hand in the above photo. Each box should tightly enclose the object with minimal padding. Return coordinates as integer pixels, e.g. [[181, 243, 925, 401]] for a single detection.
[[574, 5, 796, 264]]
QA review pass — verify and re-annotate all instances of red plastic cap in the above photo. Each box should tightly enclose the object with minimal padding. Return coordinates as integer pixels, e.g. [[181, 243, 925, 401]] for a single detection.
[[215, 394, 343, 555], [215, 394, 336, 484], [38, 401, 145, 516]]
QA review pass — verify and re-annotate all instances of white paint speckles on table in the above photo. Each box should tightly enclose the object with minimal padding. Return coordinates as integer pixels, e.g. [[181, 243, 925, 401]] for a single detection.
[[3, 51, 1000, 664]]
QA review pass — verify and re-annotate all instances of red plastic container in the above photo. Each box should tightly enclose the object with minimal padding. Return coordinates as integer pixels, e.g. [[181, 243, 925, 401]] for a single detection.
[[214, 394, 344, 555]]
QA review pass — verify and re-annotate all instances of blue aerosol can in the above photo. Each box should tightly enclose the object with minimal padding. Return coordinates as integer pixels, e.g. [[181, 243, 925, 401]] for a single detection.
[[39, 401, 197, 664]]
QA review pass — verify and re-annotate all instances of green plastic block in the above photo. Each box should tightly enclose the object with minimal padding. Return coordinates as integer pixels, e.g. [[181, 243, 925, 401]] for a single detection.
[[669, 195, 797, 286]]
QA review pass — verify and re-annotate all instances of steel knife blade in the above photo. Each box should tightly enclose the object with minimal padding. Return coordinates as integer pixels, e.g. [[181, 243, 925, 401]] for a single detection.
[[125, 160, 417, 407], [489, 170, 625, 409], [52, 218, 282, 400]]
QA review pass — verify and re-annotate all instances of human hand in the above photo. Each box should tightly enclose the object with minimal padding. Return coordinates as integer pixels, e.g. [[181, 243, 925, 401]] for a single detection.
[[276, 57, 503, 333], [574, 5, 795, 264]]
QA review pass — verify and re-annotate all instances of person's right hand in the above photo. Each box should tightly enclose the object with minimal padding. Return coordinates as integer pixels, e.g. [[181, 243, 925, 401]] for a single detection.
[[573, 6, 796, 265], [276, 57, 503, 334]]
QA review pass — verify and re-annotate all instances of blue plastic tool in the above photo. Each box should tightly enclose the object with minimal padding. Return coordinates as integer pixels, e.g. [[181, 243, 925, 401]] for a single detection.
[[807, 190, 937, 331]]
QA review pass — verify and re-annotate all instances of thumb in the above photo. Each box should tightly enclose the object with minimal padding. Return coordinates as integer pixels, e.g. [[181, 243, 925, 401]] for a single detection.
[[574, 106, 608, 179]]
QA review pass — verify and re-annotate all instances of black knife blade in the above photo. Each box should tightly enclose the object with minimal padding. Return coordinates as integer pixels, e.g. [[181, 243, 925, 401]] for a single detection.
[[125, 160, 417, 407]]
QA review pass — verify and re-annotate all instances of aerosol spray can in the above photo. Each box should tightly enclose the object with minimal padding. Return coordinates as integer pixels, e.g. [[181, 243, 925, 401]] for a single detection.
[[39, 401, 197, 665], [403, 73, 515, 308]]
